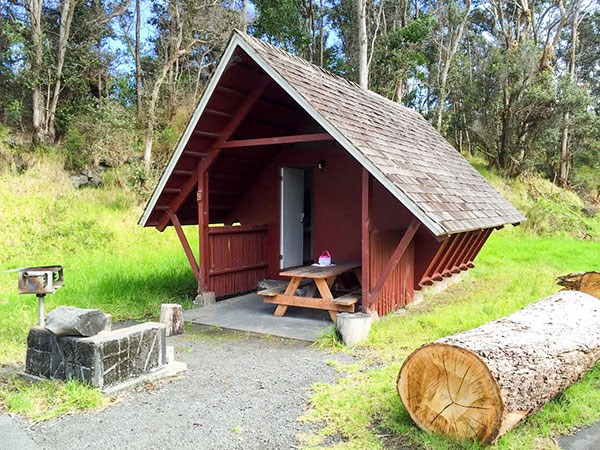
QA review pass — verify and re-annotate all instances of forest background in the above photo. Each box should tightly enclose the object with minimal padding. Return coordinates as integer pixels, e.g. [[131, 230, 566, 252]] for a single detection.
[[0, 0, 598, 202]]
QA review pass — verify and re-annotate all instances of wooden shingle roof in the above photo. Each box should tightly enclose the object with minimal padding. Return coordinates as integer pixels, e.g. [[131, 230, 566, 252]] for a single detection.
[[237, 32, 524, 235], [139, 31, 525, 235]]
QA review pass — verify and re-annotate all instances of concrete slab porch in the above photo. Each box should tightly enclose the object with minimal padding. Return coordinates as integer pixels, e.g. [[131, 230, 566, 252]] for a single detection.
[[183, 293, 334, 342]]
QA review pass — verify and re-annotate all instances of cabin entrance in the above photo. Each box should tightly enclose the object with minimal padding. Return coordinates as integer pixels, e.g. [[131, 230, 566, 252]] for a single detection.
[[280, 167, 314, 269]]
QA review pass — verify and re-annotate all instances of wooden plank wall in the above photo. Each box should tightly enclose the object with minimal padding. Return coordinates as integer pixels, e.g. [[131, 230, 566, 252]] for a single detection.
[[207, 225, 269, 297], [369, 228, 415, 316]]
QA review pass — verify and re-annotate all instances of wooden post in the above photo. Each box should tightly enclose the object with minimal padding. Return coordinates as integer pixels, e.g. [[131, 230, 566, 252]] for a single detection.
[[197, 161, 209, 292], [160, 303, 184, 336], [171, 213, 200, 281], [361, 169, 371, 313]]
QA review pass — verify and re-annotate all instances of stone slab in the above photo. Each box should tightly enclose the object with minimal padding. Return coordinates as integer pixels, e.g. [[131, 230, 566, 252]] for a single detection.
[[561, 422, 600, 450], [184, 293, 333, 342]]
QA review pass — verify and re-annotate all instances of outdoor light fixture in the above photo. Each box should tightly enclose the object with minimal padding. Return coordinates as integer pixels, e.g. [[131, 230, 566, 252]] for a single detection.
[[10, 265, 64, 326], [318, 160, 326, 170]]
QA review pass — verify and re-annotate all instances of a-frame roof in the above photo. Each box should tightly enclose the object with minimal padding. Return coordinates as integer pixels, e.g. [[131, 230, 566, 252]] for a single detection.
[[139, 30, 525, 236]]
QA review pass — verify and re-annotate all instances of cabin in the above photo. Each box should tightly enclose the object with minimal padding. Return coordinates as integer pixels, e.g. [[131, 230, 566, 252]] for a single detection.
[[139, 31, 524, 318]]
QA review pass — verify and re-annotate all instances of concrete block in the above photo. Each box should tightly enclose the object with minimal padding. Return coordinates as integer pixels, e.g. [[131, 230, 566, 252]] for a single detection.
[[194, 291, 216, 307]]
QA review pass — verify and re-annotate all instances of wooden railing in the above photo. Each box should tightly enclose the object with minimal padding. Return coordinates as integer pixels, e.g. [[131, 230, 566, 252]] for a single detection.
[[206, 225, 269, 298]]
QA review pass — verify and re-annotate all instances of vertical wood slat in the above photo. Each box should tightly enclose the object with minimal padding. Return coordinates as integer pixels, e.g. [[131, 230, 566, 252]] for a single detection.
[[206, 225, 269, 298], [368, 219, 419, 306], [369, 228, 415, 316]]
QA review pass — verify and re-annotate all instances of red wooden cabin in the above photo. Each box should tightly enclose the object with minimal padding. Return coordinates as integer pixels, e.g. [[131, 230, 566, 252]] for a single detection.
[[139, 31, 524, 317]]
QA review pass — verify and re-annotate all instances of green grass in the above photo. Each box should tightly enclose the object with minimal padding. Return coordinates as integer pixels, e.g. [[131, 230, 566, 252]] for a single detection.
[[0, 375, 109, 422], [305, 228, 600, 449], [0, 157, 196, 420], [0, 158, 197, 365]]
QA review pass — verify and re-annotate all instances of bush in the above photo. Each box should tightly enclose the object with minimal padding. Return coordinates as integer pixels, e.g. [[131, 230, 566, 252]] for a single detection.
[[62, 99, 139, 171]]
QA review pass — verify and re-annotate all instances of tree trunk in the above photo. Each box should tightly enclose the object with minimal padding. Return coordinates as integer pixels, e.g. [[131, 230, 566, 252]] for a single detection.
[[559, 0, 582, 187], [135, 0, 143, 121], [398, 291, 600, 444], [46, 0, 77, 141], [357, 0, 368, 89], [435, 0, 471, 132], [557, 272, 600, 299], [26, 0, 46, 145]]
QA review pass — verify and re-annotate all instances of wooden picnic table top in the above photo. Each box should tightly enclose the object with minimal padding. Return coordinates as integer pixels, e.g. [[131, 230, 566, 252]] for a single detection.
[[279, 262, 361, 279]]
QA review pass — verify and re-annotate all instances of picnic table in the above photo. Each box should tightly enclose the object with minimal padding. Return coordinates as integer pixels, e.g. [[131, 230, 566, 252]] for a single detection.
[[258, 262, 362, 321]]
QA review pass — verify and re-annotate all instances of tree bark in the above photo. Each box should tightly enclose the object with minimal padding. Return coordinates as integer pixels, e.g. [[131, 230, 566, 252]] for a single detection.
[[357, 0, 368, 89], [46, 0, 77, 141], [434, 0, 471, 132], [25, 0, 46, 145], [559, 0, 583, 187], [135, 0, 142, 121], [398, 291, 600, 444], [557, 272, 600, 299]]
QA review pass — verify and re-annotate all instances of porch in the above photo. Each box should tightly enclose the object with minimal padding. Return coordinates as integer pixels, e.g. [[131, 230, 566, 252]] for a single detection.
[[183, 292, 333, 342]]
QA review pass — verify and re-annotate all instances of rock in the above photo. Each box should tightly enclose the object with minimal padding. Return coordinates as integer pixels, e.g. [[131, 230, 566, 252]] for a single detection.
[[160, 303, 184, 336], [69, 174, 89, 189], [45, 306, 108, 337]]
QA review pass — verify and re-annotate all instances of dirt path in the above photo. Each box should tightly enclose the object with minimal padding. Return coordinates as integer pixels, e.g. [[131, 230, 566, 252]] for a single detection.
[[18, 326, 349, 450]]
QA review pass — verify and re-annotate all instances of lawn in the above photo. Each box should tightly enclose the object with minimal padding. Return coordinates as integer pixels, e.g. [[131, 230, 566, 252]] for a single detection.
[[306, 227, 600, 449]]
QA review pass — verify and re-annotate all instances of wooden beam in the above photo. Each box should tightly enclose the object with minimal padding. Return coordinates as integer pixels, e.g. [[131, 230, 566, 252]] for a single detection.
[[458, 231, 482, 271], [452, 231, 478, 273], [368, 219, 420, 306], [213, 133, 333, 149], [183, 150, 207, 159], [361, 169, 371, 312], [204, 108, 233, 119], [173, 170, 194, 177], [466, 228, 493, 268], [418, 237, 452, 287], [155, 77, 270, 232], [442, 233, 470, 277], [430, 234, 460, 281], [193, 130, 220, 138], [171, 213, 200, 281]]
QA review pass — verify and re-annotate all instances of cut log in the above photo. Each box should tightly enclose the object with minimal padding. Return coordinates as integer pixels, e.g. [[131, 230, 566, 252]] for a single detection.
[[160, 303, 184, 336], [45, 306, 108, 337], [557, 271, 600, 299], [397, 291, 600, 445]]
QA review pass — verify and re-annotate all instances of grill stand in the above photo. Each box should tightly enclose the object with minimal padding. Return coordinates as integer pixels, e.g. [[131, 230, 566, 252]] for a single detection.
[[37, 294, 45, 327]]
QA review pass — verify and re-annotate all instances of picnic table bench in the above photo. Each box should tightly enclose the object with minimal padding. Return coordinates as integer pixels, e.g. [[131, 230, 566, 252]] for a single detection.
[[258, 262, 362, 321]]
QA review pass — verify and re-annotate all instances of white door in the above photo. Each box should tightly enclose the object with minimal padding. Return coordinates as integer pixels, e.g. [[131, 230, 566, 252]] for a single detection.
[[280, 168, 305, 269]]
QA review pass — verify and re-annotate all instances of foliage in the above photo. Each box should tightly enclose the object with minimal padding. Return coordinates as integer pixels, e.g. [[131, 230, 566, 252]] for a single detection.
[[62, 99, 138, 170], [306, 228, 600, 449]]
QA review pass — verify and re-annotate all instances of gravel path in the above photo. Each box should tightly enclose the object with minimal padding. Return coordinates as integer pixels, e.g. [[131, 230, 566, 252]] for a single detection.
[[20, 326, 350, 450]]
